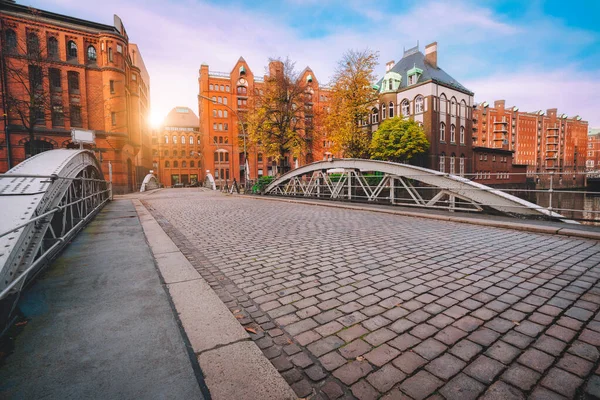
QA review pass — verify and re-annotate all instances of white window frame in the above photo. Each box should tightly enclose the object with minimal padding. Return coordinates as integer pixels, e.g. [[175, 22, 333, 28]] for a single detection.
[[450, 125, 456, 143], [450, 156, 456, 175], [401, 100, 409, 116], [415, 96, 424, 114], [459, 156, 465, 177], [439, 155, 445, 173], [440, 122, 446, 142]]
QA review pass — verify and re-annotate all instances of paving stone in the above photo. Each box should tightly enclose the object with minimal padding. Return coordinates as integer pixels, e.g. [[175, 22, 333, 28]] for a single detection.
[[333, 360, 373, 385], [366, 364, 406, 393], [428, 313, 454, 329], [362, 305, 386, 317], [484, 317, 515, 334], [283, 343, 302, 355], [351, 379, 379, 400], [529, 387, 568, 400], [546, 325, 577, 342], [464, 355, 505, 384], [453, 316, 484, 332], [291, 379, 313, 397], [390, 319, 417, 334], [528, 312, 554, 326], [555, 353, 593, 377], [425, 353, 466, 380], [319, 351, 346, 372], [316, 321, 345, 337], [362, 315, 391, 331], [295, 330, 321, 346], [444, 305, 470, 319], [485, 340, 521, 364], [410, 323, 439, 339], [281, 368, 303, 384], [579, 328, 600, 346], [412, 338, 448, 360], [468, 328, 500, 346], [337, 324, 369, 343], [471, 307, 497, 321], [502, 331, 534, 349], [568, 340, 600, 362], [364, 344, 400, 367], [271, 355, 294, 372], [449, 339, 483, 362], [565, 306, 594, 321], [540, 367, 583, 398], [439, 373, 486, 400], [392, 352, 428, 374], [339, 339, 372, 359], [291, 352, 314, 368], [263, 345, 282, 359], [363, 328, 396, 346], [514, 320, 544, 337], [517, 348, 554, 373], [308, 336, 346, 357], [321, 381, 344, 399], [337, 311, 367, 327], [305, 365, 327, 381], [435, 325, 468, 346], [407, 310, 430, 324], [399, 370, 444, 400], [501, 363, 541, 391], [388, 333, 421, 351], [532, 335, 566, 356], [285, 318, 318, 336], [480, 381, 525, 400], [297, 306, 321, 319], [585, 375, 600, 399], [383, 307, 410, 321]]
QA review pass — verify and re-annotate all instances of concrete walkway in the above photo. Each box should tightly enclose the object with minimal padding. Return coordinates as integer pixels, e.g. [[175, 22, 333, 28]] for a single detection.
[[0, 200, 207, 399]]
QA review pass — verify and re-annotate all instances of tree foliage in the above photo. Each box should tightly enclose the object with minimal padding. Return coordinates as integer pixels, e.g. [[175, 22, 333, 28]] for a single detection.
[[370, 117, 429, 163], [325, 49, 379, 158], [245, 58, 317, 173]]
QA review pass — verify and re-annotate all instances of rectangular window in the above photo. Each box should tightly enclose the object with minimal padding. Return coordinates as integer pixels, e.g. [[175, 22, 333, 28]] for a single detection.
[[28, 65, 42, 91], [116, 44, 123, 53], [51, 104, 64, 126], [110, 80, 115, 94], [70, 105, 82, 127], [111, 112, 117, 126], [68, 71, 80, 94], [258, 153, 263, 162], [108, 48, 113, 62], [49, 68, 61, 91]]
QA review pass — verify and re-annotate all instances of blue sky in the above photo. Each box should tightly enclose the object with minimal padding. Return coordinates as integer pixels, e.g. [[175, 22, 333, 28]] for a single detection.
[[26, 0, 600, 127]]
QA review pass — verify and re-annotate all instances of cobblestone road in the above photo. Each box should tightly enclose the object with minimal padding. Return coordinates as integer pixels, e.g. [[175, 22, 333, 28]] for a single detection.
[[143, 189, 600, 400]]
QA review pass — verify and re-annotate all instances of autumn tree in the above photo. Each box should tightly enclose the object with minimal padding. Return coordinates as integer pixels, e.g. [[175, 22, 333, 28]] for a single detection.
[[325, 49, 379, 158], [370, 117, 429, 163], [2, 9, 71, 158], [245, 58, 315, 174]]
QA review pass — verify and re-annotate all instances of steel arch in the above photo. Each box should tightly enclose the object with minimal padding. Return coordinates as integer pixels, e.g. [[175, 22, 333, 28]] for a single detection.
[[0, 150, 110, 331], [264, 158, 573, 222]]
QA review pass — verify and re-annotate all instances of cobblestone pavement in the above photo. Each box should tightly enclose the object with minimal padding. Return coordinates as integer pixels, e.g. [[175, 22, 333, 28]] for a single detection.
[[143, 189, 600, 400]]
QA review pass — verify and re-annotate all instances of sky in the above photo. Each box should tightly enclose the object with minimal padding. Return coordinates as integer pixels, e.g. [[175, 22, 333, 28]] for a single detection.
[[25, 0, 600, 128]]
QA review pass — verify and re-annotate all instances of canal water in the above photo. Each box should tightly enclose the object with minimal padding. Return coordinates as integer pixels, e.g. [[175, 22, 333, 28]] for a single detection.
[[512, 191, 600, 225]]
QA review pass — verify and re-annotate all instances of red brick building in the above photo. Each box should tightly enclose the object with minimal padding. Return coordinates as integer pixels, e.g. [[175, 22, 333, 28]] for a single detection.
[[151, 106, 202, 187], [198, 57, 329, 186], [587, 128, 600, 171], [473, 100, 588, 188], [472, 147, 527, 186], [0, 0, 150, 193], [371, 42, 474, 175]]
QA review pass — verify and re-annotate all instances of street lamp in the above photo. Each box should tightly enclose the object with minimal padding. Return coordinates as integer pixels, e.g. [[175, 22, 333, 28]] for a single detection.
[[198, 94, 249, 191]]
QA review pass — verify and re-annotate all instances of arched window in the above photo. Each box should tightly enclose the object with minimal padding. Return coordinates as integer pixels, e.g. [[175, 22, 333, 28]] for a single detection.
[[67, 71, 80, 93], [27, 32, 40, 56], [67, 40, 78, 60], [165, 160, 170, 167], [209, 84, 214, 91], [189, 136, 194, 144], [163, 150, 168, 156], [173, 150, 178, 156], [197, 136, 201, 144], [219, 136, 223, 143], [181, 135, 185, 144], [173, 161, 179, 168], [182, 161, 187, 168], [381, 104, 386, 120], [220, 85, 224, 91], [5, 29, 16, 52], [451, 97, 457, 116], [450, 124, 456, 143], [217, 97, 222, 104], [223, 97, 228, 105], [460, 100, 467, 118], [173, 135, 178, 144], [211, 96, 216, 102], [87, 45, 97, 62], [213, 109, 217, 117], [226, 85, 230, 92], [440, 122, 446, 142], [415, 96, 424, 113], [47, 37, 59, 58], [214, 152, 219, 162], [460, 126, 465, 144], [237, 86, 247, 95], [439, 94, 447, 114], [190, 161, 195, 168], [372, 108, 379, 124], [213, 136, 217, 144], [389, 102, 394, 118], [224, 110, 228, 118], [439, 153, 445, 173], [401, 100, 409, 116], [224, 136, 229, 143], [218, 110, 223, 117], [164, 135, 169, 144], [459, 154, 465, 177]]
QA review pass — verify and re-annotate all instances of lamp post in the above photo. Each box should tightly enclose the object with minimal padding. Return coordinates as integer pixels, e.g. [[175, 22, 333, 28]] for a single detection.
[[198, 94, 249, 192]]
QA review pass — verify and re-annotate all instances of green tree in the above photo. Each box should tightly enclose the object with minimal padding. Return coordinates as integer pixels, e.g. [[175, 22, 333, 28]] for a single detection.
[[325, 49, 379, 158], [370, 117, 429, 163]]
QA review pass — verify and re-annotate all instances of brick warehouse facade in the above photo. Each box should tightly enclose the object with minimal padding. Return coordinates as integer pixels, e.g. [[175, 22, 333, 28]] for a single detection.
[[587, 128, 600, 171], [198, 57, 330, 186], [473, 100, 588, 188], [0, 0, 151, 193], [151, 106, 202, 187], [369, 42, 474, 175]]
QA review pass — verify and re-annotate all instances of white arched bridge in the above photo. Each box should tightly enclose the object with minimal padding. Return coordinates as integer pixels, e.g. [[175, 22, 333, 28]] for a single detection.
[[0, 149, 110, 333], [263, 158, 574, 223]]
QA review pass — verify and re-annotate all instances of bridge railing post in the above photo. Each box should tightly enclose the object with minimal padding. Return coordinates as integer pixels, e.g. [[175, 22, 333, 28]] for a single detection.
[[548, 172, 554, 214]]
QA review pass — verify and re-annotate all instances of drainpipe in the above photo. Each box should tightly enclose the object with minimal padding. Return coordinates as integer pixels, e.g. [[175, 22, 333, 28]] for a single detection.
[[0, 18, 12, 169]]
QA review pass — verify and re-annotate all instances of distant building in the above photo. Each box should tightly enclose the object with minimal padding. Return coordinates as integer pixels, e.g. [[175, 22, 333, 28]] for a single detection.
[[371, 42, 474, 175], [0, 0, 151, 193], [587, 128, 600, 171], [472, 147, 527, 186], [151, 107, 201, 187], [198, 58, 329, 187], [473, 100, 588, 188]]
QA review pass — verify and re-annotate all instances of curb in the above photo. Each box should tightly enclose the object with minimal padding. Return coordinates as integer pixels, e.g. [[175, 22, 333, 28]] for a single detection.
[[246, 195, 600, 241], [131, 199, 297, 400]]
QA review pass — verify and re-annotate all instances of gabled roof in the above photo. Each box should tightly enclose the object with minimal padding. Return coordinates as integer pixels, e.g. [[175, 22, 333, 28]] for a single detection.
[[163, 107, 199, 128], [378, 50, 473, 95]]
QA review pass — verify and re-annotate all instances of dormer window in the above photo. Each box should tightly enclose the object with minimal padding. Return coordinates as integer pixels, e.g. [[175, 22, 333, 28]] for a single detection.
[[239, 65, 246, 75], [307, 74, 313, 83], [388, 80, 392, 91], [407, 64, 423, 86]]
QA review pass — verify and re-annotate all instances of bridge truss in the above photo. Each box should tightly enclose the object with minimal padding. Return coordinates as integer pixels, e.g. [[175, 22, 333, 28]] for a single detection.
[[0, 150, 110, 334], [264, 159, 573, 222]]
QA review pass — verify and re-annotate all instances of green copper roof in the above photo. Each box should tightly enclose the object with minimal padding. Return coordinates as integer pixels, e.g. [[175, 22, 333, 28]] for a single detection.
[[372, 84, 380, 90], [239, 65, 246, 74], [407, 64, 423, 76], [380, 71, 403, 93], [307, 74, 313, 82]]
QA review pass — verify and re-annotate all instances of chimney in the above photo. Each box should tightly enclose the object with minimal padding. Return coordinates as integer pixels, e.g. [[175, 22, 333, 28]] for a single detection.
[[494, 100, 505, 109], [268, 60, 284, 78], [425, 42, 438, 68], [385, 60, 395, 72]]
